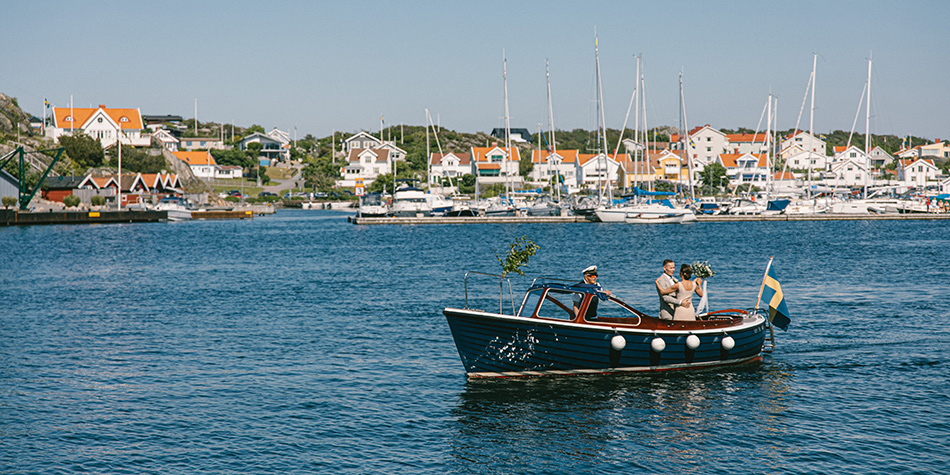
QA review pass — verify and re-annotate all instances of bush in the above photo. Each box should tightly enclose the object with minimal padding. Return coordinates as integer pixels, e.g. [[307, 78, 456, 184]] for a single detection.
[[63, 195, 81, 208], [2, 196, 16, 208], [91, 195, 106, 206]]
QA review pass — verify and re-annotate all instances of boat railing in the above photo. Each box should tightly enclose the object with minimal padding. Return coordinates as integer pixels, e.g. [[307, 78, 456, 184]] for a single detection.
[[464, 271, 515, 315]]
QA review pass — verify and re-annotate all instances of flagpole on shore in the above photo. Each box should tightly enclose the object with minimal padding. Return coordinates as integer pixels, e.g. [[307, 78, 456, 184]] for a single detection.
[[755, 256, 774, 310]]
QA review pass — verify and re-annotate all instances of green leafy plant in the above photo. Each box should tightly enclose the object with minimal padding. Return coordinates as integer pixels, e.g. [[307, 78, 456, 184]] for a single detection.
[[2, 196, 16, 209], [90, 195, 106, 206], [63, 195, 81, 208], [496, 235, 540, 277]]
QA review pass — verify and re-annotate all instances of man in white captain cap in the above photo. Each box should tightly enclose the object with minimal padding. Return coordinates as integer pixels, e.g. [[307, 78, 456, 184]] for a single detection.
[[572, 265, 611, 320]]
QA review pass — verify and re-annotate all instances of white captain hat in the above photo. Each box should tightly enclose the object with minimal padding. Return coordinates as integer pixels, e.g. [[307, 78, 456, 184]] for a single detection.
[[582, 265, 598, 275]]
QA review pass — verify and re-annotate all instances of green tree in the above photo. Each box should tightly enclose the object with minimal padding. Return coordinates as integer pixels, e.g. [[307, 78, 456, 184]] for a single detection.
[[118, 146, 165, 173], [211, 148, 254, 169], [58, 134, 104, 170], [458, 174, 476, 194], [699, 163, 728, 195], [367, 173, 393, 194]]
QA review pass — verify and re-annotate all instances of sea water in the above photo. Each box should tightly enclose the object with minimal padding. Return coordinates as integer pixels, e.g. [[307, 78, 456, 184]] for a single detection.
[[1, 210, 947, 473]]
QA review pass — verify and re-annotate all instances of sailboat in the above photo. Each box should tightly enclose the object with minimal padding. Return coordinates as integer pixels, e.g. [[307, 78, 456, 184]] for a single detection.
[[595, 53, 696, 224]]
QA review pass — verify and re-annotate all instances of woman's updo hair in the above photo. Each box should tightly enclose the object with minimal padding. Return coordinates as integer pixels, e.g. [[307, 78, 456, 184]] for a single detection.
[[680, 264, 692, 280]]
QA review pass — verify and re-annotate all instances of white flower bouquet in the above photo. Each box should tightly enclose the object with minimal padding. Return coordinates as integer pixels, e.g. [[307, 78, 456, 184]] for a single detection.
[[690, 261, 715, 279]]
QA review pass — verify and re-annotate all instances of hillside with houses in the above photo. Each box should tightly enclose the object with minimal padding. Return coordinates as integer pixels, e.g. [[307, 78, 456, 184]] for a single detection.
[[2, 91, 950, 211]]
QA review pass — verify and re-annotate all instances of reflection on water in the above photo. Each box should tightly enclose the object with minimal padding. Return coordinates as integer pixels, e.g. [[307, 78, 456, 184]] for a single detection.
[[450, 362, 793, 472]]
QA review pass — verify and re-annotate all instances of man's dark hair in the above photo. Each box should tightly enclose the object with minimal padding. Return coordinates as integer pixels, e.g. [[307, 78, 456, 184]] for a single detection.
[[662, 259, 673, 266]]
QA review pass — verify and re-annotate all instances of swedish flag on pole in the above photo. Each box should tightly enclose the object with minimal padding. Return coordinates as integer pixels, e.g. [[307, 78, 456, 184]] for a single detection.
[[757, 257, 790, 331]]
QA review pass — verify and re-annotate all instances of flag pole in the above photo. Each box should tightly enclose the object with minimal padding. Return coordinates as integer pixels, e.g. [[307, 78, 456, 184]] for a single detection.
[[754, 256, 774, 310]]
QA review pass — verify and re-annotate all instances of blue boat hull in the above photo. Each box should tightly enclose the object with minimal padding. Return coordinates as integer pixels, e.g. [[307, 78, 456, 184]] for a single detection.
[[444, 308, 767, 378]]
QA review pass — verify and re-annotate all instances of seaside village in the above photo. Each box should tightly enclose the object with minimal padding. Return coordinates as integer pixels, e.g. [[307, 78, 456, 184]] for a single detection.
[[2, 97, 950, 219]]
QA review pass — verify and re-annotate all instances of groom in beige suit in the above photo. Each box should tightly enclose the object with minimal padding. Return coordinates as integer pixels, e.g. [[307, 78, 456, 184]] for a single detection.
[[655, 259, 688, 320]]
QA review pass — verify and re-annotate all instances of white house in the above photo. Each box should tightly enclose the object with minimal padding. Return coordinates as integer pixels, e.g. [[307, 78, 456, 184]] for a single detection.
[[897, 158, 939, 188], [530, 149, 579, 190], [267, 128, 291, 146], [828, 158, 869, 188], [429, 152, 472, 187], [470, 144, 522, 186], [576, 153, 621, 190], [172, 151, 217, 179], [717, 153, 769, 188], [339, 148, 392, 187], [150, 129, 180, 151], [940, 176, 950, 193], [784, 147, 830, 173], [215, 165, 243, 179], [831, 145, 871, 168], [179, 137, 225, 151], [726, 133, 770, 155], [780, 131, 826, 156], [238, 132, 288, 164], [47, 105, 150, 147], [672, 125, 727, 167], [344, 131, 383, 154], [868, 145, 894, 168], [896, 146, 922, 160]]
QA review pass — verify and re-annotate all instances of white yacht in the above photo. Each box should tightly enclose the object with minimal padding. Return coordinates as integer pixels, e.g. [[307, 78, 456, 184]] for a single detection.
[[153, 196, 193, 221], [390, 184, 431, 217], [358, 192, 388, 217]]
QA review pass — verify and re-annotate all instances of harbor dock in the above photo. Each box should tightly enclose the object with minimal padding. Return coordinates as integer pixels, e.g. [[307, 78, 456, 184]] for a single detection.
[[0, 208, 256, 226], [348, 213, 950, 225]]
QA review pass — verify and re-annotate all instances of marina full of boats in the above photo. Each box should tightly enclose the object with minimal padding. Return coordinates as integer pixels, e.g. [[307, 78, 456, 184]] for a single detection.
[[357, 182, 949, 222]]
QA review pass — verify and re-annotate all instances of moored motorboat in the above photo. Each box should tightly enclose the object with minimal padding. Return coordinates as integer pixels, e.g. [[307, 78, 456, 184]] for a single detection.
[[444, 274, 778, 379], [153, 196, 193, 221], [358, 192, 388, 217], [390, 183, 431, 217]]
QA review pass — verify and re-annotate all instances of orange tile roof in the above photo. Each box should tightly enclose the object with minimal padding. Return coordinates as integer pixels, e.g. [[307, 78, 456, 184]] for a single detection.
[[477, 163, 501, 170], [471, 146, 520, 162], [719, 153, 767, 168], [172, 151, 216, 166], [531, 149, 579, 163], [726, 133, 765, 142], [52, 106, 143, 130]]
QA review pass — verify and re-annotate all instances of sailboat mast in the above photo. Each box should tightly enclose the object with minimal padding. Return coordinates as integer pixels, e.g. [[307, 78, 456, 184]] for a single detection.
[[503, 52, 512, 201], [594, 33, 610, 205], [546, 60, 558, 201], [766, 93, 773, 205], [680, 72, 695, 202], [808, 53, 816, 198], [634, 55, 640, 193], [864, 53, 872, 198]]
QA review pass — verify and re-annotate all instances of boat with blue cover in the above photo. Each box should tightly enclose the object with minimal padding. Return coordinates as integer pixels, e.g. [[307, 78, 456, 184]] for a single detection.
[[444, 274, 772, 378]]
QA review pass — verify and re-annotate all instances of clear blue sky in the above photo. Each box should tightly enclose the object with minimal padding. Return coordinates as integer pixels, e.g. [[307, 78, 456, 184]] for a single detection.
[[5, 0, 949, 141]]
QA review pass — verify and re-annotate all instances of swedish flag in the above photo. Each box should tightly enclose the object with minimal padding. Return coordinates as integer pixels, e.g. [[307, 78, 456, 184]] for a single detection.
[[761, 263, 790, 331]]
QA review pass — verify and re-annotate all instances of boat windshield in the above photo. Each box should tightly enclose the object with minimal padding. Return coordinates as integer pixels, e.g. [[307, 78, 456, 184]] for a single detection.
[[363, 194, 382, 205], [519, 284, 643, 323]]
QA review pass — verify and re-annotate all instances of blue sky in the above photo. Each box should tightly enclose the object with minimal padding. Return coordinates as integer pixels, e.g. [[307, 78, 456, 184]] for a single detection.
[[5, 1, 949, 140]]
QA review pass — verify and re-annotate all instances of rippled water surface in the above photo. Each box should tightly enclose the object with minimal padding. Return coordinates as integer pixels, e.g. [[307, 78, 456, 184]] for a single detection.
[[2, 211, 948, 473]]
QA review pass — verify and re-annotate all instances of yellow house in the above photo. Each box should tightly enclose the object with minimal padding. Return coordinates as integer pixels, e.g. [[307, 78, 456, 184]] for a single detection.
[[620, 150, 690, 188]]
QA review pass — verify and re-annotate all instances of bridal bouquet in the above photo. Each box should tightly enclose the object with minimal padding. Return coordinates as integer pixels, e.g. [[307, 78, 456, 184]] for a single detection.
[[690, 261, 716, 279]]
